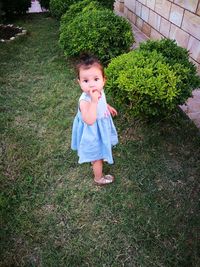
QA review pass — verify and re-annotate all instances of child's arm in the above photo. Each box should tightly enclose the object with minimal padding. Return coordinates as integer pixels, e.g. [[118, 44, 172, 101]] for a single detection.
[[107, 103, 118, 117], [80, 90, 100, 125]]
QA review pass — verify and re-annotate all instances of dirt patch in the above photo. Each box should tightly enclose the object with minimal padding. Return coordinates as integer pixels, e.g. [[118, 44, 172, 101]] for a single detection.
[[0, 24, 26, 41]]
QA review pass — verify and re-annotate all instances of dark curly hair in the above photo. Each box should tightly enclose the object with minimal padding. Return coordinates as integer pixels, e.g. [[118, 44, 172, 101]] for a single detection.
[[76, 53, 105, 79]]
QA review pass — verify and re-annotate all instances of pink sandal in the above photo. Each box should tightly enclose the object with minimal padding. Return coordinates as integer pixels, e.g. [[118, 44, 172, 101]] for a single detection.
[[94, 174, 114, 186]]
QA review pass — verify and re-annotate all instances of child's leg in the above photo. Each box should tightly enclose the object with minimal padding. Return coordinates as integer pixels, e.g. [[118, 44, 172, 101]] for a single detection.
[[92, 159, 103, 181], [92, 160, 114, 185]]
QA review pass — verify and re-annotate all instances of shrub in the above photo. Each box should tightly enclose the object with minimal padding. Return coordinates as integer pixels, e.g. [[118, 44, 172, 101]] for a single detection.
[[50, 0, 80, 18], [60, 0, 102, 27], [1, 0, 31, 16], [105, 50, 187, 118], [39, 0, 50, 10], [59, 9, 134, 64], [96, 0, 115, 9], [139, 38, 200, 104]]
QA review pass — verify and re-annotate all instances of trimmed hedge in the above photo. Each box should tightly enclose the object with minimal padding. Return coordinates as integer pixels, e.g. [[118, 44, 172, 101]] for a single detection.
[[105, 50, 188, 118], [59, 9, 134, 64], [50, 0, 115, 17], [50, 0, 82, 18], [60, 0, 102, 27], [96, 0, 115, 9], [139, 38, 200, 105]]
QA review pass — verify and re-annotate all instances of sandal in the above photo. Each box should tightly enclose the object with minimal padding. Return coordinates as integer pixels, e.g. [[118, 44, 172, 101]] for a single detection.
[[94, 174, 114, 186], [104, 174, 114, 181]]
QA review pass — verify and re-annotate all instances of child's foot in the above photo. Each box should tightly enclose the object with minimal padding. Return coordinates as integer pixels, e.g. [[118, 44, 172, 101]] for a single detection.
[[104, 174, 114, 181], [94, 175, 114, 186]]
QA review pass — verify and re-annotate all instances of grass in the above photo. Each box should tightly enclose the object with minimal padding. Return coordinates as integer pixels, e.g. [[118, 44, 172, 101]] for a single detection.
[[0, 13, 200, 267]]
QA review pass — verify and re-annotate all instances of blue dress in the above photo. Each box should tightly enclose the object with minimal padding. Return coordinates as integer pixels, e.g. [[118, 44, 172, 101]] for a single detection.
[[71, 91, 118, 164]]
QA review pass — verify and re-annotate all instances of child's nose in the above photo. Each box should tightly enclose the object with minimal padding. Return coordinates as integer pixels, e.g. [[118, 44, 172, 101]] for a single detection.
[[89, 81, 95, 87]]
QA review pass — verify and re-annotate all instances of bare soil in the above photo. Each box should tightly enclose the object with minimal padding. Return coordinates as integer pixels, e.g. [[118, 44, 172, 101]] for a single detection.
[[0, 25, 23, 40]]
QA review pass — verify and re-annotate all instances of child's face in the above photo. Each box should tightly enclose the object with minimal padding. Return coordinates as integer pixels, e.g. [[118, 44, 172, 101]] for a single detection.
[[78, 65, 105, 94]]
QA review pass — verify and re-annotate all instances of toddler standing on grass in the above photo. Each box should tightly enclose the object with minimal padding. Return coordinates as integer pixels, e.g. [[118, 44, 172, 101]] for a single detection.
[[71, 54, 118, 186]]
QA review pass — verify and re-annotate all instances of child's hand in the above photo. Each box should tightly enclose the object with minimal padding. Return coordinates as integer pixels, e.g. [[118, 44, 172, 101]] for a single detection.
[[107, 104, 118, 117], [90, 89, 101, 103]]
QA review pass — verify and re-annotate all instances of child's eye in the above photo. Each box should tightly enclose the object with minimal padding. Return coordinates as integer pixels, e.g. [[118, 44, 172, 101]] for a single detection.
[[95, 78, 99, 81], [83, 79, 88, 83]]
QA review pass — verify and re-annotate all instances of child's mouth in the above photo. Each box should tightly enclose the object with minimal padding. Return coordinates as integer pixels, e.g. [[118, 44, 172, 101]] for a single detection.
[[92, 89, 102, 99]]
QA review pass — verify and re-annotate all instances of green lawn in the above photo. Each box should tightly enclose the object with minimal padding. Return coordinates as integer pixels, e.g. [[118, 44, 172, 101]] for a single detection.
[[0, 14, 200, 267]]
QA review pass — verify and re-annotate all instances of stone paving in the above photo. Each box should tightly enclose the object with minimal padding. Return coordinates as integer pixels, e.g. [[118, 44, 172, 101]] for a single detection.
[[28, 0, 45, 13], [180, 89, 200, 128]]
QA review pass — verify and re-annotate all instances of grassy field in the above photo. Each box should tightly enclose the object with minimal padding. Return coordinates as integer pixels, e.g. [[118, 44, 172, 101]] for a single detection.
[[0, 14, 200, 267]]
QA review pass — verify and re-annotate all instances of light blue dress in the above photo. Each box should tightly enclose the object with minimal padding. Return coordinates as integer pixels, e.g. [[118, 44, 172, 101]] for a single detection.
[[71, 91, 118, 164]]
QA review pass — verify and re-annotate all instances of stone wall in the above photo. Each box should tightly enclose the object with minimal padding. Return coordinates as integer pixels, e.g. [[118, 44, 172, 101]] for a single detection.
[[114, 0, 200, 73]]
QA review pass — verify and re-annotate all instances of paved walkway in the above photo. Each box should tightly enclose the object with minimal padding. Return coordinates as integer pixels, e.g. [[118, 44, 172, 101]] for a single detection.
[[180, 90, 200, 128], [28, 0, 46, 13]]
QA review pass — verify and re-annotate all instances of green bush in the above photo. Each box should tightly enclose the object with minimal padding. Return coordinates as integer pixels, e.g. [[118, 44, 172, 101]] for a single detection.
[[60, 0, 102, 27], [1, 0, 31, 16], [50, 0, 82, 18], [96, 0, 115, 9], [105, 50, 187, 118], [139, 38, 200, 104], [39, 0, 50, 10], [59, 9, 134, 64]]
